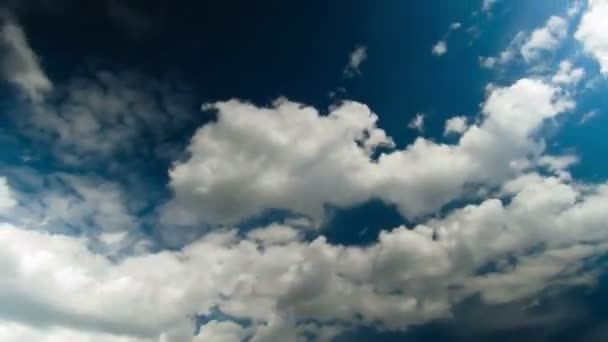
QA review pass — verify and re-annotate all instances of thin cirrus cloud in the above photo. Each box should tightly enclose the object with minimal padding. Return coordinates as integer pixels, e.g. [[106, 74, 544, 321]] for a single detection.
[[0, 15, 52, 102]]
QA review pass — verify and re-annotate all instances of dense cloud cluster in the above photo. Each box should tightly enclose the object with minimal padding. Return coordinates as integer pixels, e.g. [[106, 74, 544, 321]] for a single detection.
[[3, 171, 608, 341], [1, 1, 608, 342], [165, 78, 572, 226]]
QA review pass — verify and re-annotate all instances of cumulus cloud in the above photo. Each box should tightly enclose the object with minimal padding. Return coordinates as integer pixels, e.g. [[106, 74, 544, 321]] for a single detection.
[[163, 78, 573, 227], [444, 116, 469, 135], [0, 17, 52, 101], [483, 15, 569, 70], [1, 5, 605, 342], [575, 0, 608, 73], [4, 170, 608, 341], [479, 56, 497, 69], [552, 60, 585, 85], [521, 16, 568, 62], [432, 40, 447, 56]]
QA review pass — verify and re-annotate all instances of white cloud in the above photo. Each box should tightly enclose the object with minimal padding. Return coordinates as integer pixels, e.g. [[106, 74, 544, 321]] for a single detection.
[[4, 171, 608, 340], [552, 60, 585, 84], [408, 112, 425, 132], [163, 78, 572, 227], [344, 46, 367, 77], [0, 18, 52, 101], [0, 11, 603, 341], [194, 321, 251, 342], [444, 116, 469, 135], [246, 224, 302, 246], [164, 99, 396, 226], [480, 56, 497, 69], [575, 0, 608, 73], [432, 40, 447, 56], [432, 23, 463, 58], [521, 16, 568, 62]]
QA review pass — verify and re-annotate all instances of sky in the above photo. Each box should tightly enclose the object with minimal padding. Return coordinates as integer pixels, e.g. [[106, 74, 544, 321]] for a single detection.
[[3, 0, 608, 341]]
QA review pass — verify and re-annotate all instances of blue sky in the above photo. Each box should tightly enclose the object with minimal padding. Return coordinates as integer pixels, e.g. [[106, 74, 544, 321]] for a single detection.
[[2, 0, 608, 341]]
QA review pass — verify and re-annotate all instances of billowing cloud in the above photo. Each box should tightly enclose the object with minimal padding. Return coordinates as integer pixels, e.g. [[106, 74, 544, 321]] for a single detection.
[[444, 116, 469, 135], [575, 0, 608, 73], [552, 60, 585, 85], [3, 170, 608, 341], [164, 78, 573, 226], [2, 3, 607, 341], [521, 16, 568, 62]]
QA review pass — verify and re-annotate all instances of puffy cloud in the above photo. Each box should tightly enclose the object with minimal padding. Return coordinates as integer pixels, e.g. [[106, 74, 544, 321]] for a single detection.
[[480, 56, 497, 69], [247, 224, 302, 246], [444, 116, 469, 135], [344, 46, 367, 77], [165, 99, 395, 225], [0, 17, 52, 101], [552, 60, 585, 85], [3, 172, 608, 341], [521, 16, 568, 62], [575, 0, 608, 73], [432, 40, 447, 56], [1, 9, 602, 341], [165, 78, 573, 226]]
